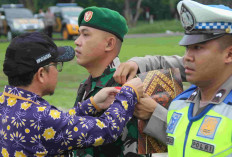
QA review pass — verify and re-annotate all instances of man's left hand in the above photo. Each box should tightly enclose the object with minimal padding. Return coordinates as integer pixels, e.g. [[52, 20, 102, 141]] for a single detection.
[[134, 94, 157, 120], [93, 87, 119, 110]]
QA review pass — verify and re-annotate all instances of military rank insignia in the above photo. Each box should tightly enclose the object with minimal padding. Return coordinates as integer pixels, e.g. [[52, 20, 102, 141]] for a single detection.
[[212, 89, 226, 103]]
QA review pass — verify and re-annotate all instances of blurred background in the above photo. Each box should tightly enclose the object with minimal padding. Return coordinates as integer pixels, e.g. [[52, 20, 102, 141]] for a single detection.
[[1, 0, 232, 27], [0, 0, 231, 109], [0, 0, 232, 41]]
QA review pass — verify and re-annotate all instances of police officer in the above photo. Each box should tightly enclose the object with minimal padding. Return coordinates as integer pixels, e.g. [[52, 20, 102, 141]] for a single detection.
[[115, 0, 232, 156], [0, 32, 143, 156], [167, 1, 232, 156]]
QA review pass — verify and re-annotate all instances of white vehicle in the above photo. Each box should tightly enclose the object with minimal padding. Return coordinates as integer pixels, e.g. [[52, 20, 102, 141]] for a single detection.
[[0, 4, 44, 41]]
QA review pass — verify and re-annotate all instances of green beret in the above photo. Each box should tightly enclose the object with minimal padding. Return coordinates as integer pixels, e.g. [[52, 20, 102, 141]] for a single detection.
[[78, 6, 128, 41]]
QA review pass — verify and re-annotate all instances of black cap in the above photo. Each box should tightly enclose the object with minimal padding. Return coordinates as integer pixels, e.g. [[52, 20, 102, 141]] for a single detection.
[[3, 32, 75, 77]]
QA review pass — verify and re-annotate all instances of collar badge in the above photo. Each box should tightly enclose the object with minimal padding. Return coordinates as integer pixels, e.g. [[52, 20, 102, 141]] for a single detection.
[[212, 89, 226, 103]]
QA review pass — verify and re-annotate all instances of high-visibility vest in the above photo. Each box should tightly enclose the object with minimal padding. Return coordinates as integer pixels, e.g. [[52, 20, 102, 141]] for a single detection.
[[166, 85, 232, 157]]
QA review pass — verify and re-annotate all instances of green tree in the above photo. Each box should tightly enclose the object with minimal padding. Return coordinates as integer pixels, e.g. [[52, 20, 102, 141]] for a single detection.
[[124, 0, 143, 27], [19, 0, 34, 11], [142, 0, 173, 20]]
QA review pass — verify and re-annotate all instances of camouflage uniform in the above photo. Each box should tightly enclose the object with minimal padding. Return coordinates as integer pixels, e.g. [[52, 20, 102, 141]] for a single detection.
[[73, 66, 140, 157], [72, 7, 141, 156]]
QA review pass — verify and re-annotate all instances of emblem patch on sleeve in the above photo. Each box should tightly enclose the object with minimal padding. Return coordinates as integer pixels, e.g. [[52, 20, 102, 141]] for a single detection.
[[197, 115, 221, 139], [191, 140, 214, 154], [166, 112, 182, 134]]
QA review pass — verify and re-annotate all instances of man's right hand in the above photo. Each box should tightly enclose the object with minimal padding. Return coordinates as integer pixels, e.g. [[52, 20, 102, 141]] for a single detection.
[[124, 77, 143, 99], [93, 87, 120, 110], [94, 78, 143, 111], [113, 61, 139, 84]]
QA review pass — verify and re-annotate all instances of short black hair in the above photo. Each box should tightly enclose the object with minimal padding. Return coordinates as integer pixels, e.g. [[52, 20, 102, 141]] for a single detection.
[[8, 66, 50, 87], [8, 70, 37, 87], [218, 35, 232, 50]]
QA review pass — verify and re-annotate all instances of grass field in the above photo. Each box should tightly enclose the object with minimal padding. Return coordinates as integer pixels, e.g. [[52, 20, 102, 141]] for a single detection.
[[128, 20, 183, 34]]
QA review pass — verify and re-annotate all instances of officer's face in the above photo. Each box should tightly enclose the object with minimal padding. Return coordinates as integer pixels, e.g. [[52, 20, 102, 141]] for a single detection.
[[74, 26, 108, 68], [183, 38, 226, 87]]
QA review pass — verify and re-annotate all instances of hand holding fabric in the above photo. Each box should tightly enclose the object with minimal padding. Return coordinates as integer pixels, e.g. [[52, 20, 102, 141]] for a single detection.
[[124, 77, 143, 99], [134, 94, 158, 120], [113, 61, 139, 84], [93, 87, 119, 110]]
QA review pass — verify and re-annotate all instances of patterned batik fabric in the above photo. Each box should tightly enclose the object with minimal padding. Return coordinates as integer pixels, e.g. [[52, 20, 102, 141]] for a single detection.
[[0, 85, 137, 156], [74, 67, 141, 157]]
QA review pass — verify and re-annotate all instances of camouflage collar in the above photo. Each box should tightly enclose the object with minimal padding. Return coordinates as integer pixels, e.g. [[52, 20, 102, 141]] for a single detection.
[[84, 67, 116, 92]]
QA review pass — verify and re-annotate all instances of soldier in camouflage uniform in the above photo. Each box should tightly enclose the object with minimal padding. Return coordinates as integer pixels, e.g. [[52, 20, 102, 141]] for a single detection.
[[72, 6, 141, 157]]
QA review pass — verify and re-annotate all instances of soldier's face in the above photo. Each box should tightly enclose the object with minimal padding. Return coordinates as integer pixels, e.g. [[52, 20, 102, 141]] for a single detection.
[[74, 26, 108, 68], [183, 38, 226, 87]]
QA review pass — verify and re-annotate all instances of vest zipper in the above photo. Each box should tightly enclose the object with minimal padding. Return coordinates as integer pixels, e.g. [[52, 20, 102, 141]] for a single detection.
[[183, 102, 215, 157]]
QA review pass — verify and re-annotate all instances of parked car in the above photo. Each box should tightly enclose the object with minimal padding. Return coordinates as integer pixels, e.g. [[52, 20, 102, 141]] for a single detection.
[[49, 3, 83, 40], [0, 4, 44, 41]]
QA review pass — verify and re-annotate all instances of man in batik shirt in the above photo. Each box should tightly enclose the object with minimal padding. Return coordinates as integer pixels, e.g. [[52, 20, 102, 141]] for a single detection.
[[0, 32, 143, 156]]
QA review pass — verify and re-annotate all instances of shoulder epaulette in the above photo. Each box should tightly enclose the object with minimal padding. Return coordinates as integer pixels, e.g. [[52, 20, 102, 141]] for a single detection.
[[173, 85, 197, 101]]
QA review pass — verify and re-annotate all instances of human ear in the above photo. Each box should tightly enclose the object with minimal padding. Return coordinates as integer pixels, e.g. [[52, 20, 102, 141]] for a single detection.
[[105, 37, 116, 52], [224, 46, 232, 64], [36, 67, 46, 83]]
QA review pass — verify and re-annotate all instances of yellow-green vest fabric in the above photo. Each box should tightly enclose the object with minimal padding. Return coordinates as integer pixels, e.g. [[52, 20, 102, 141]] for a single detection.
[[167, 85, 232, 157]]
